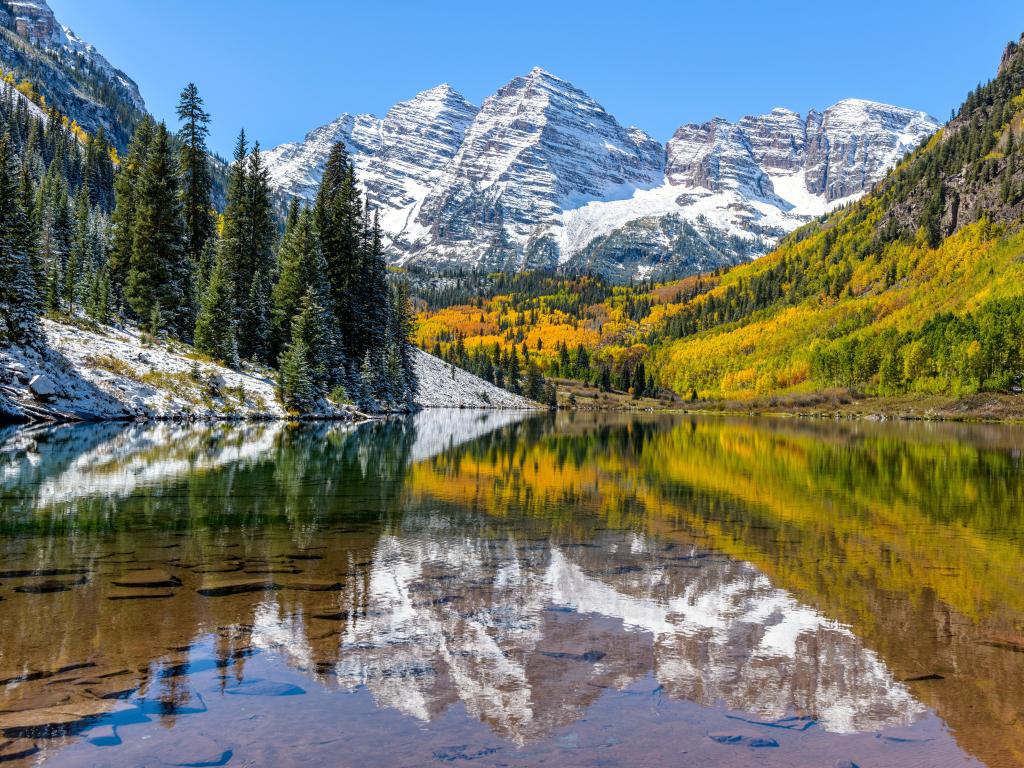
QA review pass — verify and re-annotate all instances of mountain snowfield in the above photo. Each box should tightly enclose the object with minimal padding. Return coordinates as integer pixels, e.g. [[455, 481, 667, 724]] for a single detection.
[[264, 70, 939, 281]]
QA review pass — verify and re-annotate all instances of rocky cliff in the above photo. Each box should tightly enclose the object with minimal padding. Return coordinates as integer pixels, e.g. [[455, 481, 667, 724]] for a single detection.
[[0, 0, 145, 149]]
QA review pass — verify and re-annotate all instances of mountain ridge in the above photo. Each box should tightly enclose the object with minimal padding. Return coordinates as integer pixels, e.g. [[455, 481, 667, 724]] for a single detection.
[[264, 70, 938, 282]]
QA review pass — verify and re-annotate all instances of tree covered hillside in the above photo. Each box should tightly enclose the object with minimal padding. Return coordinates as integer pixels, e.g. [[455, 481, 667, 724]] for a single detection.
[[416, 33, 1024, 404], [652, 33, 1024, 399], [0, 81, 419, 415]]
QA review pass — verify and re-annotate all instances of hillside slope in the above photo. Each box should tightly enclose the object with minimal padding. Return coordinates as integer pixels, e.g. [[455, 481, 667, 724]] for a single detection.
[[0, 320, 535, 423], [649, 33, 1024, 400], [0, 0, 145, 149]]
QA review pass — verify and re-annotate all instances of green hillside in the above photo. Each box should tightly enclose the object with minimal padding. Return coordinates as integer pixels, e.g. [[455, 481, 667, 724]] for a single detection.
[[652, 33, 1024, 400]]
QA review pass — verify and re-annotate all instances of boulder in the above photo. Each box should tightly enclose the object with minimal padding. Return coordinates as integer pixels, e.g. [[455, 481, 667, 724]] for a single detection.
[[27, 374, 57, 401]]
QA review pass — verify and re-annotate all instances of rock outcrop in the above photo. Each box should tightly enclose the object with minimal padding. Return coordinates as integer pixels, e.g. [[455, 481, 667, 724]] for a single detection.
[[0, 0, 146, 149]]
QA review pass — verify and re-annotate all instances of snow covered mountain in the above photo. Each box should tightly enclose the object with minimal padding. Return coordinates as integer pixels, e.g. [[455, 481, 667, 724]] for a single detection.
[[0, 0, 146, 148], [265, 71, 939, 282]]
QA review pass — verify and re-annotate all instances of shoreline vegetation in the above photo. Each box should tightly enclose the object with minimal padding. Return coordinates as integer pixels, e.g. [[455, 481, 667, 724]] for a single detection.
[[552, 377, 1024, 423]]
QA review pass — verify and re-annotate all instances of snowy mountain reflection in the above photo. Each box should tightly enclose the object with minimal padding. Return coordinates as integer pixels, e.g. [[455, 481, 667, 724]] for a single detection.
[[1, 412, 1021, 766]]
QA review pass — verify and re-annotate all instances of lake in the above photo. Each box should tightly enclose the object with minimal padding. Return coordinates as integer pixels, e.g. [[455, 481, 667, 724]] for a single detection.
[[0, 410, 1022, 767]]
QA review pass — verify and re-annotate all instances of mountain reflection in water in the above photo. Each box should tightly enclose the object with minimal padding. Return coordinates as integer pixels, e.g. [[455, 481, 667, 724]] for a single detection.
[[0, 411, 1021, 767]]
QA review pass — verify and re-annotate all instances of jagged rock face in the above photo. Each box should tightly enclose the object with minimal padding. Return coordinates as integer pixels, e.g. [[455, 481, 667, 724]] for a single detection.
[[669, 99, 937, 202], [666, 118, 778, 200], [803, 99, 939, 200], [405, 68, 665, 270], [264, 70, 939, 283], [0, 0, 145, 148], [264, 85, 478, 243]]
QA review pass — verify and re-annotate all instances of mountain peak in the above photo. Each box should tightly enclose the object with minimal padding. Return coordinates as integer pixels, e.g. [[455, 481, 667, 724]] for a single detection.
[[263, 72, 939, 282], [405, 83, 476, 112]]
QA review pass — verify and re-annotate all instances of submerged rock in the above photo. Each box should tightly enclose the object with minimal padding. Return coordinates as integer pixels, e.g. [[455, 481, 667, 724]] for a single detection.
[[196, 581, 279, 597], [222, 679, 305, 697], [14, 576, 87, 594], [0, 738, 39, 762], [110, 569, 182, 589]]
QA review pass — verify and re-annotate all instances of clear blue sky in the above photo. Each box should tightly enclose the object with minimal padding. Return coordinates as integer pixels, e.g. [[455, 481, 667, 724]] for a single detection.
[[49, 0, 1024, 157]]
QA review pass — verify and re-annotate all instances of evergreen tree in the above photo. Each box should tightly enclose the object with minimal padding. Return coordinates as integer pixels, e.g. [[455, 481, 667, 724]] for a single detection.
[[237, 142, 276, 359], [272, 206, 332, 361], [218, 129, 249, 309], [278, 333, 315, 413], [278, 290, 332, 410], [241, 268, 272, 365], [16, 165, 40, 293], [524, 360, 545, 402], [194, 244, 239, 368], [0, 136, 38, 343], [360, 208, 390, 354], [176, 83, 215, 269], [67, 181, 91, 313], [315, 142, 363, 368], [389, 279, 418, 405], [109, 116, 153, 310], [126, 122, 192, 336]]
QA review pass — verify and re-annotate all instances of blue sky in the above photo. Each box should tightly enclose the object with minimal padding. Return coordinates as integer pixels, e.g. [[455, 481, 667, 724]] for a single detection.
[[50, 0, 1024, 157]]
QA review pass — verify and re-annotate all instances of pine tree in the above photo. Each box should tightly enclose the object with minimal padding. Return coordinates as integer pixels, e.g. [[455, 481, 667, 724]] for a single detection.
[[389, 280, 418, 405], [315, 142, 363, 369], [218, 129, 249, 309], [0, 136, 38, 343], [194, 244, 239, 368], [360, 208, 390, 354], [524, 360, 545, 402], [126, 122, 192, 337], [278, 290, 331, 411], [67, 181, 91, 314], [16, 165, 40, 293], [38, 171, 73, 312], [237, 143, 276, 360], [241, 268, 272, 365], [109, 116, 154, 311], [278, 333, 315, 414], [176, 83, 215, 269], [84, 127, 116, 211], [272, 206, 332, 361]]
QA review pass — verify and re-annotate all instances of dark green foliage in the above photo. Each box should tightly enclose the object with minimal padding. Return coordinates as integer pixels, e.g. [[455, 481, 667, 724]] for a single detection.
[[176, 83, 215, 268], [278, 290, 334, 410], [0, 135, 37, 343], [277, 332, 315, 413], [194, 245, 239, 369], [108, 116, 153, 308], [271, 206, 329, 361], [125, 122, 192, 337], [315, 142, 364, 370], [812, 296, 1024, 395]]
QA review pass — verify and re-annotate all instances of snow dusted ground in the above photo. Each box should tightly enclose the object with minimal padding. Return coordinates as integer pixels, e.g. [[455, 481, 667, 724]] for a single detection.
[[0, 320, 536, 424], [412, 348, 537, 410], [1, 319, 292, 420]]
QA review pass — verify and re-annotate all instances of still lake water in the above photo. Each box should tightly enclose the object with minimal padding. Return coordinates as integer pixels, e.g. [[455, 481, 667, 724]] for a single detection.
[[0, 410, 1023, 767]]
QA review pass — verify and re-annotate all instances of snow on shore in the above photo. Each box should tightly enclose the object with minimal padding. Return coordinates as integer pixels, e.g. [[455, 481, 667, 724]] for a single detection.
[[0, 319, 537, 423], [411, 348, 536, 410]]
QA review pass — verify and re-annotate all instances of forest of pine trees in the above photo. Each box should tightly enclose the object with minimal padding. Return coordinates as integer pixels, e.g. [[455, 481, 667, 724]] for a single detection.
[[0, 81, 419, 414]]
